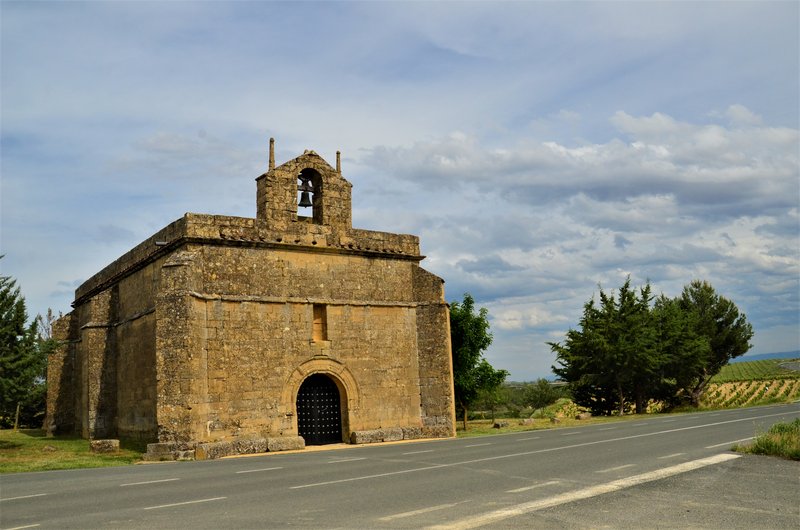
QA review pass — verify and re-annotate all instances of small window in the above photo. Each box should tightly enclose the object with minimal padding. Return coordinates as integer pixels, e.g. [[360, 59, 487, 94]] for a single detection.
[[312, 304, 328, 342]]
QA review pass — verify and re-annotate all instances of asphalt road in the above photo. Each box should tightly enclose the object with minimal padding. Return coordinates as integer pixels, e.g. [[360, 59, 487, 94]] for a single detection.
[[2, 403, 798, 529]]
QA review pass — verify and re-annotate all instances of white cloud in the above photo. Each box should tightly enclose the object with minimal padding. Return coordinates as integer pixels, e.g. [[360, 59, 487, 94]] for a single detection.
[[2, 2, 797, 380]]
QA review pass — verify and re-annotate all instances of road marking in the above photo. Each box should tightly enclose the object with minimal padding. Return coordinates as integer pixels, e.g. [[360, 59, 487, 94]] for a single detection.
[[464, 443, 491, 448], [236, 466, 284, 474], [705, 437, 753, 449], [378, 502, 462, 521], [560, 432, 579, 436], [120, 478, 180, 487], [143, 497, 227, 510], [507, 480, 561, 493], [661, 419, 676, 423], [596, 464, 635, 473], [658, 453, 685, 459], [598, 427, 616, 431], [428, 454, 741, 529], [517, 436, 540, 441], [403, 449, 435, 455], [0, 493, 48, 502], [6, 524, 41, 530], [290, 410, 794, 489], [291, 464, 450, 489], [328, 457, 366, 464]]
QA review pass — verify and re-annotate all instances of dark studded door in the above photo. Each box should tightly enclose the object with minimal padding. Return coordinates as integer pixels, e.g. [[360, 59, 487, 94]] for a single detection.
[[296, 374, 342, 445]]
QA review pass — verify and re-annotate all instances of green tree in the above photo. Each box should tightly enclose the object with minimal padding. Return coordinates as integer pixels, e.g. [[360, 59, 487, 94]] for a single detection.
[[551, 278, 659, 415], [652, 294, 710, 407], [450, 293, 508, 430], [677, 280, 754, 406], [523, 378, 563, 410], [552, 278, 754, 414], [0, 269, 49, 428]]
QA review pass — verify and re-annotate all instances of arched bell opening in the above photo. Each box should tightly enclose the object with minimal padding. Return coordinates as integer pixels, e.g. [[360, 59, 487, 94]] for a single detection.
[[297, 168, 323, 224], [295, 373, 344, 445]]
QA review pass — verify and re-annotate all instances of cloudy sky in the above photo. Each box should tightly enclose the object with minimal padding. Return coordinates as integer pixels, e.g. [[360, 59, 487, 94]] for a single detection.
[[2, 1, 798, 380]]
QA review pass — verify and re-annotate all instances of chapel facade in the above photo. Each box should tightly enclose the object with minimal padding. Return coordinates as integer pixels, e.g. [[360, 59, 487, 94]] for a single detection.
[[45, 139, 456, 459]]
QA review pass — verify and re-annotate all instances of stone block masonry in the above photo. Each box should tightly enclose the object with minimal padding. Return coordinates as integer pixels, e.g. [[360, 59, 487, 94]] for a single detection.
[[46, 139, 456, 459]]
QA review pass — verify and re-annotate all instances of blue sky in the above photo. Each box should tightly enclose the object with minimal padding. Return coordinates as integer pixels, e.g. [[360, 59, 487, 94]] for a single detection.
[[2, 1, 798, 380]]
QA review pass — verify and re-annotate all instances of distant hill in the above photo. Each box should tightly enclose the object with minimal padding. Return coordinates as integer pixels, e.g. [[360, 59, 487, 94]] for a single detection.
[[731, 350, 800, 363]]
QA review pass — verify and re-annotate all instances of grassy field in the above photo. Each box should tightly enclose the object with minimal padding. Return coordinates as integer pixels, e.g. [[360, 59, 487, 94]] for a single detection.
[[710, 359, 800, 383], [0, 429, 144, 474]]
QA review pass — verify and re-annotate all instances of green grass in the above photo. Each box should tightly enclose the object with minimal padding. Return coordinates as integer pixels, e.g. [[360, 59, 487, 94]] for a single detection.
[[734, 418, 800, 460], [0, 429, 144, 474], [711, 359, 800, 383]]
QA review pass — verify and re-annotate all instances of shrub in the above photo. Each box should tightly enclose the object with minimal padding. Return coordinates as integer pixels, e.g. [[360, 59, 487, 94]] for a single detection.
[[736, 419, 800, 460]]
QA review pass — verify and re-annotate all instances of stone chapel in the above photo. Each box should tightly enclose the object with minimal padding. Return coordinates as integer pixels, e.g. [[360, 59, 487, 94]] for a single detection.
[[45, 139, 456, 460]]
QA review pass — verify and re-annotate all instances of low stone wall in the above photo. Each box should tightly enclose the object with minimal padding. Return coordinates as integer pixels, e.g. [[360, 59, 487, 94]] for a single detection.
[[350, 425, 451, 444], [143, 441, 197, 461], [144, 436, 306, 461], [195, 436, 305, 460]]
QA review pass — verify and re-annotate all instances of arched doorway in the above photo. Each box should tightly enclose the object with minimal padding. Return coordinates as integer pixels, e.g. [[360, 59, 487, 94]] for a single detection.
[[296, 374, 343, 445]]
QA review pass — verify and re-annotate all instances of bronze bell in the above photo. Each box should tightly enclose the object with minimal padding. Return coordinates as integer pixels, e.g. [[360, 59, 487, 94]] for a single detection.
[[299, 191, 313, 208]]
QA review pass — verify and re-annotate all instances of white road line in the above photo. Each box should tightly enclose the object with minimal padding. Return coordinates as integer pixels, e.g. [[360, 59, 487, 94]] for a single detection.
[[291, 464, 449, 489], [378, 502, 462, 521], [705, 437, 753, 449], [517, 437, 540, 441], [560, 432, 579, 436], [661, 419, 676, 423], [328, 457, 366, 464], [120, 478, 180, 487], [289, 410, 794, 489], [598, 427, 616, 431], [596, 464, 635, 473], [658, 453, 685, 459], [427, 454, 741, 529], [507, 480, 561, 493], [235, 466, 284, 474], [403, 449, 434, 455], [143, 497, 226, 510], [0, 493, 48, 502], [464, 443, 491, 448], [6, 524, 41, 530]]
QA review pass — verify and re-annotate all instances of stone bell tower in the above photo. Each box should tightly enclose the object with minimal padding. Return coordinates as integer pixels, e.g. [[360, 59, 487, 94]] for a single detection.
[[256, 138, 352, 232]]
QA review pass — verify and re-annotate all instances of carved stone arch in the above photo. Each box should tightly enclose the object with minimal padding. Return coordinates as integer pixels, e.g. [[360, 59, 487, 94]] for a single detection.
[[282, 358, 360, 439]]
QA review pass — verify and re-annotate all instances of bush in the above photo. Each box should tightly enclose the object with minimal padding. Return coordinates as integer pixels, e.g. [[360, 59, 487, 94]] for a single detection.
[[736, 419, 800, 460]]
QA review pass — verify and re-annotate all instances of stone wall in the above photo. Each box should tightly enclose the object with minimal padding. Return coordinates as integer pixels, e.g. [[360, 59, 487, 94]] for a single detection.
[[412, 266, 456, 434], [150, 243, 430, 443], [45, 315, 77, 435]]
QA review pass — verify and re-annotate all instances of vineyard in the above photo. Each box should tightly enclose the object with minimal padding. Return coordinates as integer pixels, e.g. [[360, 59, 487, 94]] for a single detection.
[[701, 358, 800, 408], [710, 359, 800, 383]]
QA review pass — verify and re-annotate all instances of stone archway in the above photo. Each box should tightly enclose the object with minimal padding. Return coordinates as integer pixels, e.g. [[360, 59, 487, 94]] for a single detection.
[[296, 373, 342, 445], [283, 358, 360, 442]]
